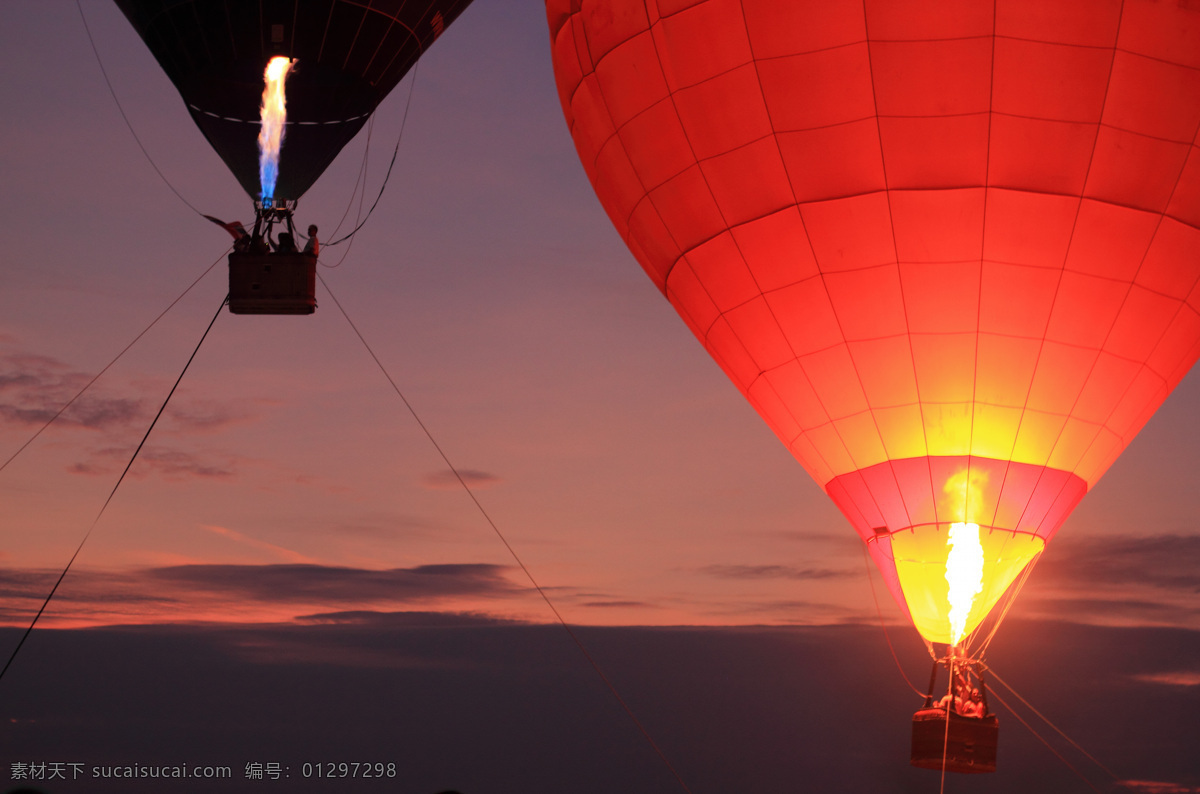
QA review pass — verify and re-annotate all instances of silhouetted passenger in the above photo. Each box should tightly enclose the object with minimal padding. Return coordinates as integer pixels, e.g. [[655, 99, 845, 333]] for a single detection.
[[963, 688, 984, 718], [303, 224, 319, 257], [274, 232, 297, 253]]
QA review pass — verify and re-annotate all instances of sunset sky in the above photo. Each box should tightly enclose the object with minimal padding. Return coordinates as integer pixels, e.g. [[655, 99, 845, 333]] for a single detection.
[[1, 2, 1198, 792]]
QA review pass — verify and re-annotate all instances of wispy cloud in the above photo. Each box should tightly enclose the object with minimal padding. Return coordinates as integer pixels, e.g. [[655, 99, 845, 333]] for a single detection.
[[1132, 671, 1200, 687], [318, 514, 449, 540], [0, 568, 169, 605], [164, 398, 255, 433], [707, 598, 854, 620], [1014, 534, 1200, 629], [295, 609, 519, 628], [137, 446, 235, 479], [0, 562, 524, 628], [0, 350, 144, 430], [66, 444, 239, 480], [701, 564, 852, 581], [200, 524, 314, 563], [1038, 534, 1200, 593], [146, 562, 519, 604], [0, 345, 254, 445], [421, 468, 501, 490], [1117, 781, 1200, 794]]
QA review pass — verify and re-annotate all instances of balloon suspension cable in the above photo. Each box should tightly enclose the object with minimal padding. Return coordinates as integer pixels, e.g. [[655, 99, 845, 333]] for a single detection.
[[319, 117, 374, 270], [984, 682, 1103, 792], [252, 200, 298, 242], [987, 667, 1120, 782], [325, 115, 375, 246], [0, 248, 229, 476], [935, 645, 979, 794], [325, 63, 419, 248], [316, 274, 693, 794], [0, 294, 227, 688], [859, 541, 927, 697], [939, 656, 953, 794], [76, 0, 204, 219], [971, 550, 1043, 662]]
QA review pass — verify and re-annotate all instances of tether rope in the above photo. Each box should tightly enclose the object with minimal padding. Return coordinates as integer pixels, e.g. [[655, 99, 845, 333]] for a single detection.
[[0, 295, 227, 686], [970, 551, 1043, 661], [859, 542, 926, 697], [0, 249, 228, 476], [81, 0, 415, 250], [319, 116, 374, 270], [985, 683, 1102, 792], [988, 667, 1120, 782], [76, 0, 205, 218], [322, 115, 375, 251], [940, 669, 952, 794], [316, 273, 693, 794], [324, 63, 418, 248]]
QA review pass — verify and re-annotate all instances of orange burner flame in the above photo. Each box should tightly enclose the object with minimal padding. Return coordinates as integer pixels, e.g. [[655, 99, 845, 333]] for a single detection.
[[945, 522, 985, 646], [258, 56, 293, 203]]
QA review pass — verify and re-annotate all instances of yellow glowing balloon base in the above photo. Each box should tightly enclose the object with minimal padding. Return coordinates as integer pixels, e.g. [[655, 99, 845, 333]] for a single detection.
[[885, 525, 1044, 645]]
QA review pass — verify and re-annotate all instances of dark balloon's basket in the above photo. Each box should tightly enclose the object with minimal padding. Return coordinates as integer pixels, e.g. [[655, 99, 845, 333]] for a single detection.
[[910, 708, 998, 774], [228, 252, 317, 315]]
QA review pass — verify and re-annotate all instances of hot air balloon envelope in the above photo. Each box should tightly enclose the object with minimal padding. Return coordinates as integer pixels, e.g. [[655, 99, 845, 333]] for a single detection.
[[117, 0, 474, 201], [547, 0, 1200, 644]]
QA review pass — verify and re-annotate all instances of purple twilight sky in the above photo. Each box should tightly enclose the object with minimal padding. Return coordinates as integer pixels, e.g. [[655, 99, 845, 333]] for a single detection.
[[0, 2, 1198, 792]]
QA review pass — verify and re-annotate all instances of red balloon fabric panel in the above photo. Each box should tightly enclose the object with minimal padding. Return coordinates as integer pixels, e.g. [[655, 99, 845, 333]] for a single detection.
[[548, 0, 1200, 492]]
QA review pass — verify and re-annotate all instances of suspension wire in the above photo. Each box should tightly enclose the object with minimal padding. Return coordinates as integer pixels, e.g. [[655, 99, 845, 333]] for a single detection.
[[988, 667, 1120, 781], [316, 274, 693, 793], [319, 118, 374, 270], [859, 542, 926, 697], [81, 0, 413, 246], [325, 63, 419, 248], [972, 551, 1043, 661], [940, 666, 952, 794], [325, 115, 376, 245], [0, 295, 227, 686], [76, 0, 205, 218], [985, 683, 1103, 793], [0, 249, 229, 476], [320, 215, 363, 270]]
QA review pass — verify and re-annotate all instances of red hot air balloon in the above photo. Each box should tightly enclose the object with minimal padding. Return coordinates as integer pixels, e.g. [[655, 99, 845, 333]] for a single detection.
[[547, 0, 1200, 769]]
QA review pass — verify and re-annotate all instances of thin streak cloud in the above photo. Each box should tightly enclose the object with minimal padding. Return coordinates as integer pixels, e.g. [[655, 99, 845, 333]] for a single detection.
[[421, 468, 501, 490]]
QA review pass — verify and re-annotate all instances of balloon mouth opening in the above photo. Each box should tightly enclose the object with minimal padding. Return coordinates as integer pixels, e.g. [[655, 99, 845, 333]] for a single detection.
[[869, 523, 1044, 646]]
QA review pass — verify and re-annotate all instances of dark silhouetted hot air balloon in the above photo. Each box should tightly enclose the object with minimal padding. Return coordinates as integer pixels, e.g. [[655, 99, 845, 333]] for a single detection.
[[117, 0, 474, 314], [116, 0, 474, 203], [547, 0, 1200, 772]]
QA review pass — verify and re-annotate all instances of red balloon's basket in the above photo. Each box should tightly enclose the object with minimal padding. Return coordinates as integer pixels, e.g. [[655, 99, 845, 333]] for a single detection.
[[911, 707, 998, 774], [228, 252, 316, 315]]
